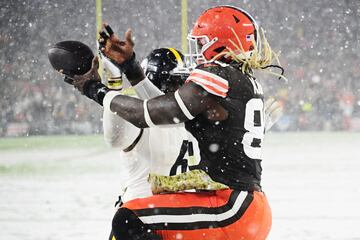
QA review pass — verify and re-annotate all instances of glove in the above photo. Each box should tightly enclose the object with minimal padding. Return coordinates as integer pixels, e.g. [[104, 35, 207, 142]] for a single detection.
[[72, 56, 109, 106], [264, 97, 283, 132], [98, 50, 123, 90]]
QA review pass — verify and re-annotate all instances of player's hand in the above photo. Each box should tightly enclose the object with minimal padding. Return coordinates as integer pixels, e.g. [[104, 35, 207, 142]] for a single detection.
[[98, 23, 134, 65], [72, 56, 101, 94], [264, 97, 283, 132]]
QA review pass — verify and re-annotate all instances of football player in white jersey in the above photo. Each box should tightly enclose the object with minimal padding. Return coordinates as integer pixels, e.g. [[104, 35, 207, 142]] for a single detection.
[[101, 47, 200, 204]]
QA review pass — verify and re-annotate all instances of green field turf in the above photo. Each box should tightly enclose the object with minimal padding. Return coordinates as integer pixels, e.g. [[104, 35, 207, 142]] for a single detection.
[[0, 135, 111, 175], [0, 132, 358, 151], [0, 134, 106, 151]]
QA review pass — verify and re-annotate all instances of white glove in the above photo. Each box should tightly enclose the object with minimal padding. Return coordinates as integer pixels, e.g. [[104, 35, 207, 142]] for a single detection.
[[98, 50, 123, 90], [264, 97, 283, 132]]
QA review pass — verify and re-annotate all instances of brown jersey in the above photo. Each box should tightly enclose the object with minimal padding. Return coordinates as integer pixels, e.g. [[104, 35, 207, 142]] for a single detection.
[[185, 62, 265, 191]]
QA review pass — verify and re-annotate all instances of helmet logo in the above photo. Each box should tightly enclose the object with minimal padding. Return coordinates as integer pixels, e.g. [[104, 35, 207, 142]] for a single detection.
[[233, 15, 240, 23]]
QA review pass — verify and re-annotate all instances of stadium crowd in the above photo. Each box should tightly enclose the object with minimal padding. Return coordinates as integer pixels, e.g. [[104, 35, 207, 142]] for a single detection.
[[1, 0, 359, 136]]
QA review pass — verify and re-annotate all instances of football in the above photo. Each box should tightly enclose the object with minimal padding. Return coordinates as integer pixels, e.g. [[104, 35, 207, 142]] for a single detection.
[[48, 40, 94, 78]]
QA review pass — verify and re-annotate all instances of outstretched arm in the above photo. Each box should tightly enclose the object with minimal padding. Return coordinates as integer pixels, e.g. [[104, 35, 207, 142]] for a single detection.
[[70, 52, 211, 129], [72, 24, 226, 128], [103, 81, 216, 128]]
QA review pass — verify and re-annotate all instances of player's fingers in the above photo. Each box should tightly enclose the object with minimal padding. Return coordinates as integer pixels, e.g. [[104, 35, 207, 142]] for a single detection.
[[100, 48, 110, 60], [125, 28, 134, 46], [91, 56, 99, 70], [98, 38, 105, 44], [104, 23, 114, 36], [99, 31, 110, 41], [99, 45, 104, 52], [102, 23, 121, 43], [98, 38, 106, 51]]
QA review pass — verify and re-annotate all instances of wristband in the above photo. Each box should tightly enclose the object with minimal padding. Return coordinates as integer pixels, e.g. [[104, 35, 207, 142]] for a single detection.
[[107, 77, 122, 90], [111, 53, 145, 85], [83, 80, 109, 106]]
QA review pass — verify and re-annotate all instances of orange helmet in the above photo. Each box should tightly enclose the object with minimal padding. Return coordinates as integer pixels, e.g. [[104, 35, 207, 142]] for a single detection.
[[188, 5, 259, 64]]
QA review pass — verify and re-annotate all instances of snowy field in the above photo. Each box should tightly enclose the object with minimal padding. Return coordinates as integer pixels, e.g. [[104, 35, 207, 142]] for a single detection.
[[0, 132, 359, 240]]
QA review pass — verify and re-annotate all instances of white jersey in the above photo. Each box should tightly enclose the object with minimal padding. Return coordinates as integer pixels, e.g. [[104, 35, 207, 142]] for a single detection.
[[103, 77, 199, 203]]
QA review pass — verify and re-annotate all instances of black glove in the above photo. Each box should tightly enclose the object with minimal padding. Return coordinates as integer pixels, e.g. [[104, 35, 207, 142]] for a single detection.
[[81, 80, 109, 106]]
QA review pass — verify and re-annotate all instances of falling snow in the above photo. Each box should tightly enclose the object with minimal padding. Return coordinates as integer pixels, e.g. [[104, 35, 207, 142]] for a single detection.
[[0, 0, 359, 239]]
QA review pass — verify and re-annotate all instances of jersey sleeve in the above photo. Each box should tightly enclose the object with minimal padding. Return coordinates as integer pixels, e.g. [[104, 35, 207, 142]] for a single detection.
[[133, 76, 165, 100], [103, 107, 142, 149], [185, 64, 229, 98], [102, 91, 142, 150]]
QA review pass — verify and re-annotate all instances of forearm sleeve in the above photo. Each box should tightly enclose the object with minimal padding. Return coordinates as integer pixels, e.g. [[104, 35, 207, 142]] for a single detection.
[[133, 77, 164, 99]]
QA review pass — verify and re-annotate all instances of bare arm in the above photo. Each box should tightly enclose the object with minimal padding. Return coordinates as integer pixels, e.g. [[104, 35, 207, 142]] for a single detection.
[[105, 82, 217, 128]]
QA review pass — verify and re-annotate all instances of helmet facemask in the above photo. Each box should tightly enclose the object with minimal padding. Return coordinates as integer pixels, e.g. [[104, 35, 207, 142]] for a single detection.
[[186, 34, 218, 67], [142, 48, 191, 93]]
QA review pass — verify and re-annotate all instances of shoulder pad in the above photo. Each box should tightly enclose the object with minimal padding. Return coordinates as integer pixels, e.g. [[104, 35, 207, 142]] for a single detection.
[[186, 64, 229, 98]]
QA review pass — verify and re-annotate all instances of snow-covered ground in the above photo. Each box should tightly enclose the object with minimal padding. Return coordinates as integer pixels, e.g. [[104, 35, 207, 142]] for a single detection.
[[0, 132, 359, 240], [263, 133, 360, 240]]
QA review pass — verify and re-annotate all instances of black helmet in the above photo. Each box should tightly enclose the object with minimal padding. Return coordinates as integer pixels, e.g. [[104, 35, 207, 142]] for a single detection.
[[141, 48, 189, 93], [48, 41, 94, 82]]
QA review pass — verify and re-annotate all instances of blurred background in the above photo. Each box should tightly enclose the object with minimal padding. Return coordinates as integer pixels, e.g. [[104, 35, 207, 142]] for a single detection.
[[1, 1, 360, 240], [1, 0, 359, 137]]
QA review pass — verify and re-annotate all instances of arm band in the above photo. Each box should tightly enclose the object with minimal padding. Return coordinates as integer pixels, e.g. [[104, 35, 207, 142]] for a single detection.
[[174, 90, 195, 120], [143, 99, 156, 127], [103, 91, 123, 113]]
